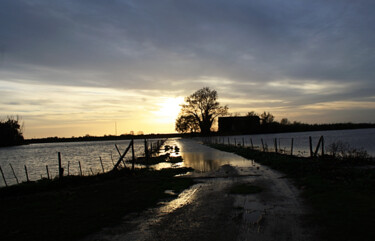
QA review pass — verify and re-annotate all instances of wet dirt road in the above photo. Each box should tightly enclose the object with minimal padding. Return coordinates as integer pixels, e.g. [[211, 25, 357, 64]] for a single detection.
[[83, 139, 315, 241]]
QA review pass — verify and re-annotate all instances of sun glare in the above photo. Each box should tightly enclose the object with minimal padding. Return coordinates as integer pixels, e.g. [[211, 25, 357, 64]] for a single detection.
[[154, 97, 184, 123]]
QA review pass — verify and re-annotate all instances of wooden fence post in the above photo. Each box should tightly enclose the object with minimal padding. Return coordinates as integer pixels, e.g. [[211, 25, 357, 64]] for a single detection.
[[9, 163, 19, 184], [112, 141, 133, 171], [24, 165, 29, 182], [309, 136, 313, 157], [131, 139, 135, 171], [261, 138, 265, 152], [46, 165, 50, 180], [79, 161, 82, 176], [67, 161, 70, 176], [274, 138, 278, 153], [115, 144, 122, 156], [144, 139, 149, 164], [250, 138, 254, 149], [58, 152, 63, 179], [314, 136, 323, 157], [0, 165, 8, 187], [321, 136, 325, 156], [291, 138, 294, 156], [115, 144, 126, 167], [99, 156, 105, 173]]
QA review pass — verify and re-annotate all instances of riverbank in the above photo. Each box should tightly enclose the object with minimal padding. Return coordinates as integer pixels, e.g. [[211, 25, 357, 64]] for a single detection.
[[209, 143, 375, 241], [0, 167, 194, 241]]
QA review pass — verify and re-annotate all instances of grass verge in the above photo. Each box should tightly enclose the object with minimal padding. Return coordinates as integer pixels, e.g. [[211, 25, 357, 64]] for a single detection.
[[209, 144, 375, 241], [0, 167, 194, 241]]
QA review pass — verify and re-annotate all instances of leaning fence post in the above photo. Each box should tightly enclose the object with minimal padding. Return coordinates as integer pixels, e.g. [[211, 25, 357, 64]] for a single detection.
[[99, 156, 105, 173], [0, 165, 8, 187], [115, 144, 126, 166], [309, 136, 313, 157], [9, 163, 19, 184], [24, 165, 30, 182], [314, 136, 323, 157], [115, 144, 122, 156], [112, 141, 133, 171], [321, 136, 325, 156]]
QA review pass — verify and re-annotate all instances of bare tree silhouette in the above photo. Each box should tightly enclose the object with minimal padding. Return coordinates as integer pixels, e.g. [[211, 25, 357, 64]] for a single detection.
[[176, 87, 228, 135]]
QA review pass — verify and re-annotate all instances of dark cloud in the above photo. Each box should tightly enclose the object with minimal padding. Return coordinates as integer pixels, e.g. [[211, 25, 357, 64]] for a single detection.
[[1, 0, 375, 121]]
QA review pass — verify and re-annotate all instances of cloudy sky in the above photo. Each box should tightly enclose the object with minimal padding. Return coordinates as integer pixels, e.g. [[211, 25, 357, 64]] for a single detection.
[[1, 0, 375, 138]]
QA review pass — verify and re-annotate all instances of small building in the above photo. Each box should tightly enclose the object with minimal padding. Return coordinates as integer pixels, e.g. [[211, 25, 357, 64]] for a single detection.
[[218, 116, 260, 134]]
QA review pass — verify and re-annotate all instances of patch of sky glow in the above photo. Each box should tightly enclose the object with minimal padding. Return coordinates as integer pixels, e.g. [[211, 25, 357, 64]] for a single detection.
[[194, 76, 234, 86], [268, 79, 352, 95], [301, 101, 375, 110], [0, 80, 183, 138], [223, 98, 287, 104]]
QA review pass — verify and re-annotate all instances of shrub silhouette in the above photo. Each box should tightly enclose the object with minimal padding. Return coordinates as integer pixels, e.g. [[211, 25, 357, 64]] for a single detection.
[[0, 116, 24, 147]]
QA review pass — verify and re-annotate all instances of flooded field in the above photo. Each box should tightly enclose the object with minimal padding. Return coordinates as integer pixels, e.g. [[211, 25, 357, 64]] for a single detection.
[[1, 128, 374, 187], [0, 139, 158, 186]]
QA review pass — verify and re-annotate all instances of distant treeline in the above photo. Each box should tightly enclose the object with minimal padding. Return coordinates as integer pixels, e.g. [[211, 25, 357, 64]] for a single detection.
[[25, 133, 184, 144], [257, 122, 375, 134], [220, 111, 375, 135], [26, 122, 375, 144]]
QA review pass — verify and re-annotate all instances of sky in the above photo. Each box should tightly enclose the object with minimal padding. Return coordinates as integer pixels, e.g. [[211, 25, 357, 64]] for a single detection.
[[1, 0, 375, 138]]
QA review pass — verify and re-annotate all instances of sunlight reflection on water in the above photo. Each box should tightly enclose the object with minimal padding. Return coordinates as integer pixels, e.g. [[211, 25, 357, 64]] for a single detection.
[[175, 138, 254, 172]]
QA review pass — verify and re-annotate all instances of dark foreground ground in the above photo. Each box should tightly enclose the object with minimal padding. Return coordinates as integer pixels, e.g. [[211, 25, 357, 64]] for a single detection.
[[0, 167, 194, 241]]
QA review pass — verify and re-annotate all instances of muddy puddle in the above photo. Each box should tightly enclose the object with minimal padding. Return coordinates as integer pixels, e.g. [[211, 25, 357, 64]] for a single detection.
[[152, 138, 255, 172]]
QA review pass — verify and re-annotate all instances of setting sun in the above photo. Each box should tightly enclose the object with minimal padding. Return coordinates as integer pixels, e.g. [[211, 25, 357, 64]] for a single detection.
[[153, 97, 184, 123]]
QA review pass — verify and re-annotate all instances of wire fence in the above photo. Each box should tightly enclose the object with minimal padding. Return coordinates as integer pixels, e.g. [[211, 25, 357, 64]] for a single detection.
[[0, 139, 166, 187], [200, 135, 326, 157]]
